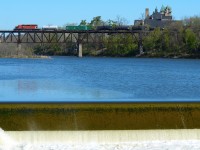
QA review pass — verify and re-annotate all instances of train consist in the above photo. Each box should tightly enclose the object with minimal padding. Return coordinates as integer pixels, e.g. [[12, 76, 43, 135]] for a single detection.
[[13, 24, 146, 31]]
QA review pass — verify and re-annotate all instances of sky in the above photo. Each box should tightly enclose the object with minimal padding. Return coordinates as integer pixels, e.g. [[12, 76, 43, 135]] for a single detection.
[[0, 0, 199, 29]]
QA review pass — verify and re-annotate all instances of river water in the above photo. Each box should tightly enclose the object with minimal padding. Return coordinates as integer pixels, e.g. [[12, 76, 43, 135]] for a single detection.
[[0, 57, 200, 102]]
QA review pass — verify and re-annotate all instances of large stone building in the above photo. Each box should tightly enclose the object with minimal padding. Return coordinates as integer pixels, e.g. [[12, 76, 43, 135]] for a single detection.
[[135, 5, 176, 28]]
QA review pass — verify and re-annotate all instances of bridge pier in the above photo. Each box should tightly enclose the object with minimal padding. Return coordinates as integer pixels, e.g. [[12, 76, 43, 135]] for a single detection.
[[17, 43, 22, 50], [139, 45, 144, 55], [139, 32, 144, 55], [78, 43, 83, 57], [17, 43, 22, 55]]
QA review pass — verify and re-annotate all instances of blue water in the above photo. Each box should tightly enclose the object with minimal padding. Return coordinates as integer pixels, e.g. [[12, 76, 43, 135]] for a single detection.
[[0, 57, 200, 102]]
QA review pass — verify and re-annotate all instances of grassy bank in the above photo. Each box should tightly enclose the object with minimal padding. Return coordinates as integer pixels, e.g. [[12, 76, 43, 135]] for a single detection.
[[0, 103, 200, 131]]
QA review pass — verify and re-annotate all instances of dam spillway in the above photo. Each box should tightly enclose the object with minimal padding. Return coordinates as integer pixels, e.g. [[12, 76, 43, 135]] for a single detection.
[[0, 103, 200, 130], [0, 103, 200, 149]]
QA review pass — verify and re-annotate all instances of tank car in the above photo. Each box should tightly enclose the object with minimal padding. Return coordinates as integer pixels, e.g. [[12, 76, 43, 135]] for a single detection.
[[96, 26, 113, 30], [113, 26, 130, 30], [42, 25, 58, 30]]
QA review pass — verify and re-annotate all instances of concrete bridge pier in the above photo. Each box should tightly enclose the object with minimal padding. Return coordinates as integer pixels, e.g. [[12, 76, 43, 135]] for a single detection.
[[17, 43, 22, 55], [78, 43, 83, 57], [139, 45, 144, 55], [17, 43, 22, 50], [139, 32, 144, 55]]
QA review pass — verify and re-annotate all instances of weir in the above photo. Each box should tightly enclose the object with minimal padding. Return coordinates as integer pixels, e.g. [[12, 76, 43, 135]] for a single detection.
[[0, 103, 200, 149], [0, 103, 200, 131]]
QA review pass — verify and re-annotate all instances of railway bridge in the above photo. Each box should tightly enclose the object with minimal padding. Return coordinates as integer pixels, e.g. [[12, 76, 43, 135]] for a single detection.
[[0, 30, 148, 57]]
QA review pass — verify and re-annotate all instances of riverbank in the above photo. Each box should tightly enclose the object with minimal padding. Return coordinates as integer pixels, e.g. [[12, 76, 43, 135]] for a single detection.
[[0, 103, 200, 131], [0, 55, 50, 59], [136, 52, 200, 59]]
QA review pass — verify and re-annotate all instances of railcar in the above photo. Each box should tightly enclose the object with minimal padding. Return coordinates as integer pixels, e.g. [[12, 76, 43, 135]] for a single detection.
[[96, 26, 113, 30], [113, 26, 130, 30], [66, 26, 92, 31], [42, 25, 58, 30], [14, 24, 38, 30], [96, 25, 131, 31], [132, 26, 147, 30]]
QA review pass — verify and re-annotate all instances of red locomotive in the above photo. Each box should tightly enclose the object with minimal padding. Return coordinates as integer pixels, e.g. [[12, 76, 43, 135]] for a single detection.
[[14, 24, 38, 30]]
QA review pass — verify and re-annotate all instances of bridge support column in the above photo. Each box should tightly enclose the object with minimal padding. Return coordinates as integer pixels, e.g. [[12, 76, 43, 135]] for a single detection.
[[78, 43, 83, 58], [139, 32, 144, 55], [139, 44, 144, 55], [17, 43, 22, 55]]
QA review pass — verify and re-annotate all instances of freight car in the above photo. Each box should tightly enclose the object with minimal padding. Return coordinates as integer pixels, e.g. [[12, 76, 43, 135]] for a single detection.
[[113, 25, 130, 30], [96, 26, 113, 30], [14, 24, 38, 30], [96, 25, 145, 31], [132, 26, 147, 30], [66, 26, 92, 31], [42, 25, 58, 30]]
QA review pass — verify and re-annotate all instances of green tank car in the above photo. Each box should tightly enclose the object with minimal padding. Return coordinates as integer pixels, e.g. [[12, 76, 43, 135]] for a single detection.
[[66, 26, 92, 31]]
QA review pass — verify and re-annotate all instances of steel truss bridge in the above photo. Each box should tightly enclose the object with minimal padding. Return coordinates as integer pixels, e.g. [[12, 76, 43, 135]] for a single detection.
[[0, 30, 158, 57]]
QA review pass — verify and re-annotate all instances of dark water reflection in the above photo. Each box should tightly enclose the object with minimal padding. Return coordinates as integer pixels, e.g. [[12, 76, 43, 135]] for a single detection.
[[0, 57, 200, 102]]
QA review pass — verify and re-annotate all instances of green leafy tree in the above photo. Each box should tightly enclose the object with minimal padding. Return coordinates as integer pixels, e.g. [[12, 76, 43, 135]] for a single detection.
[[90, 16, 104, 26], [183, 29, 198, 53], [143, 28, 162, 52], [104, 34, 137, 56], [79, 20, 87, 26], [162, 29, 170, 51]]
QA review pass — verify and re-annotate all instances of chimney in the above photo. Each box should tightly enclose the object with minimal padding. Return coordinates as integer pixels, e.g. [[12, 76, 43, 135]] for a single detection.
[[145, 8, 149, 18]]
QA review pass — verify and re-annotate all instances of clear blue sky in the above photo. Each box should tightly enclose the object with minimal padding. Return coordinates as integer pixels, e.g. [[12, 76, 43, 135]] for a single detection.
[[1, 0, 199, 29]]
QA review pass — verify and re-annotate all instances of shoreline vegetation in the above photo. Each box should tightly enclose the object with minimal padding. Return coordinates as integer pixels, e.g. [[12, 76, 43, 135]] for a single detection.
[[0, 15, 200, 58]]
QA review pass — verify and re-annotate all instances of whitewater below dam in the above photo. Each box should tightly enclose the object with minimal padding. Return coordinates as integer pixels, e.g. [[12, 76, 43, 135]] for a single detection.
[[1, 129, 200, 150]]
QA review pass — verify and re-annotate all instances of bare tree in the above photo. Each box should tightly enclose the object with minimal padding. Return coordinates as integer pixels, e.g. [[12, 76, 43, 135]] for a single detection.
[[115, 15, 129, 26]]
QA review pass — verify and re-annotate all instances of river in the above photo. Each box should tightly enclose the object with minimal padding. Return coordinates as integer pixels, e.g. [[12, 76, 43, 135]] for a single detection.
[[0, 57, 200, 102]]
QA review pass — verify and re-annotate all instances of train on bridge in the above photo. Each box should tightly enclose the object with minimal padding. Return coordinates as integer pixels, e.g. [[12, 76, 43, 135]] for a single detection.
[[13, 6, 175, 32], [14, 24, 147, 31]]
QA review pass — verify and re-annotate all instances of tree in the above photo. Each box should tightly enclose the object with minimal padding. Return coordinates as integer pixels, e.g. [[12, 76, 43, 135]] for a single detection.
[[79, 20, 87, 26], [104, 34, 138, 56], [90, 16, 104, 26], [115, 15, 129, 26], [106, 19, 117, 26], [183, 15, 200, 28], [143, 28, 162, 52], [183, 29, 198, 52], [162, 29, 170, 51]]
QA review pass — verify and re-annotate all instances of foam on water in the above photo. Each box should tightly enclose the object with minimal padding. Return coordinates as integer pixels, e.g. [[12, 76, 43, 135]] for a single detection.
[[1, 141, 200, 150], [1, 129, 200, 150], [0, 128, 17, 150]]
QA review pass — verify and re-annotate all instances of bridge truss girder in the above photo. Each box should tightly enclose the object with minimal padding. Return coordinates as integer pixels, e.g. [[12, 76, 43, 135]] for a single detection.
[[0, 30, 144, 44]]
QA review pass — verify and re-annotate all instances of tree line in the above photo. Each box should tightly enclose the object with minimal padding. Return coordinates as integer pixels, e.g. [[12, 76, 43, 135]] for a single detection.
[[143, 17, 200, 58]]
